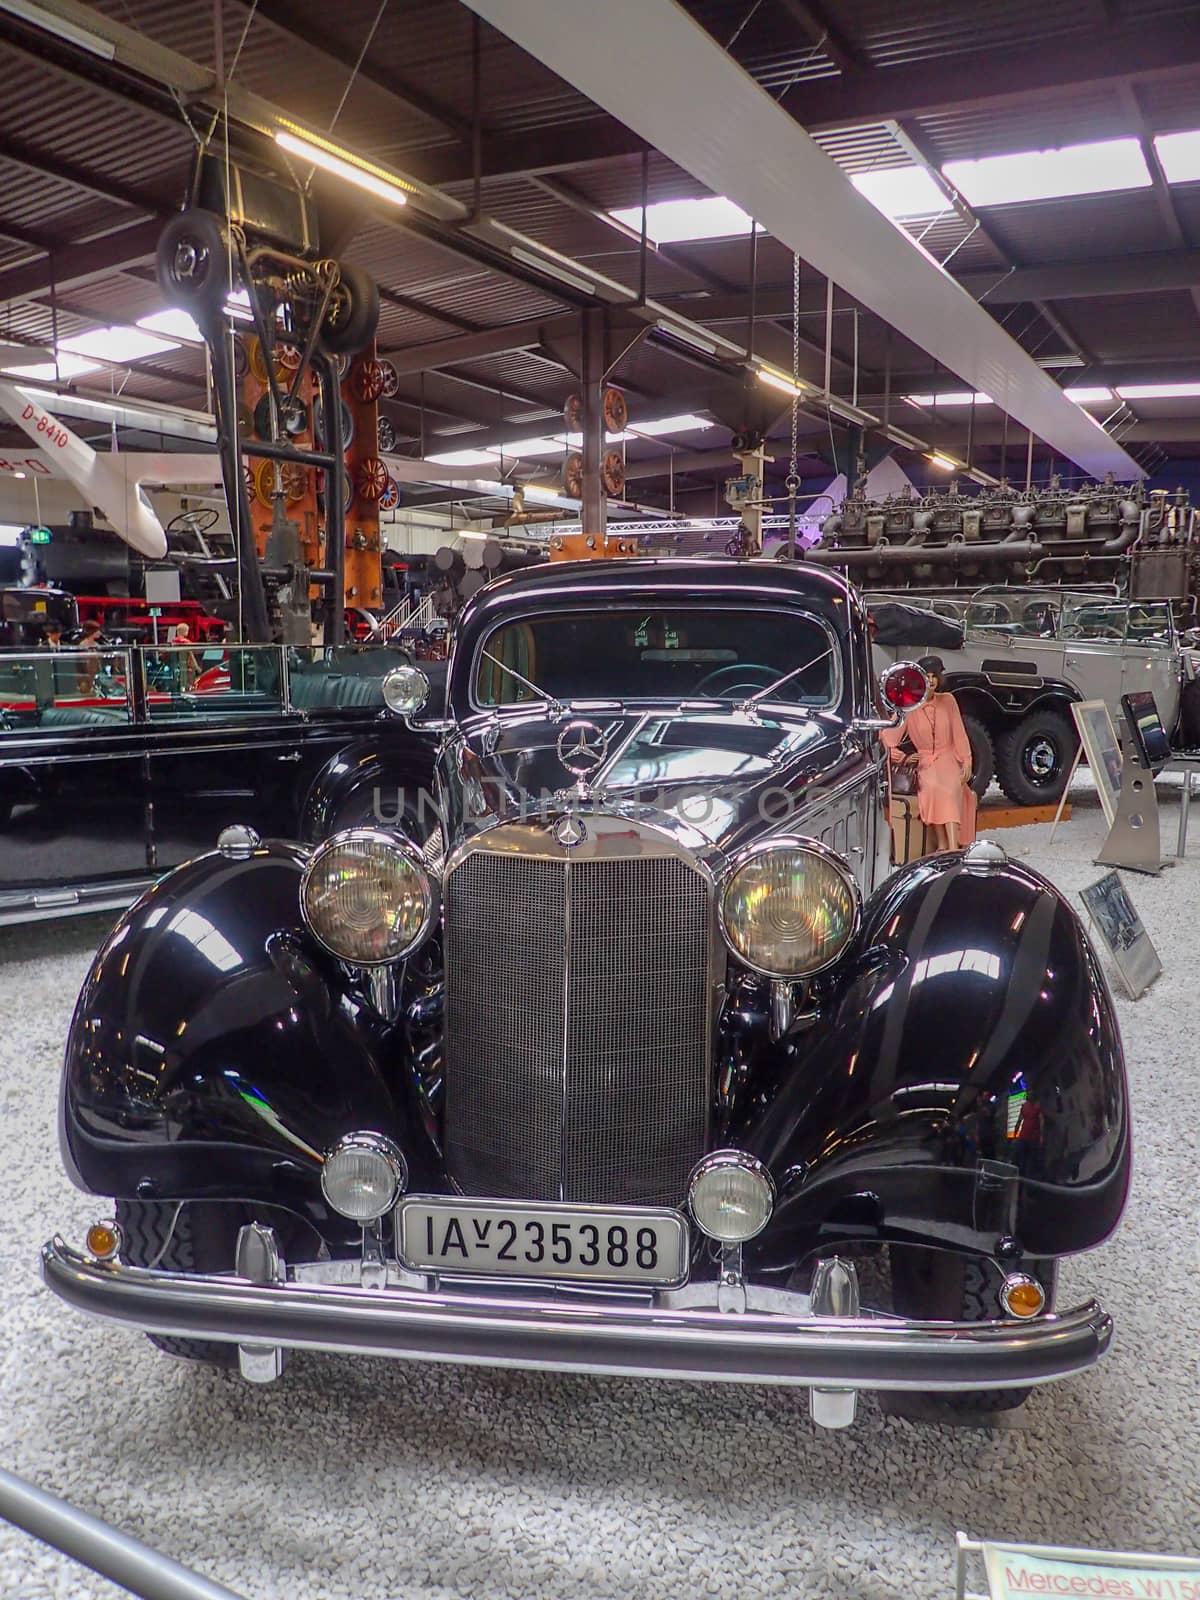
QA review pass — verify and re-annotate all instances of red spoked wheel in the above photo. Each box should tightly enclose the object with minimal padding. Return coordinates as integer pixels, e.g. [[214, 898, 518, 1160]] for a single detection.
[[379, 476, 400, 511], [602, 449, 625, 497], [563, 451, 584, 498], [356, 455, 389, 502], [602, 386, 629, 432], [353, 360, 387, 403]]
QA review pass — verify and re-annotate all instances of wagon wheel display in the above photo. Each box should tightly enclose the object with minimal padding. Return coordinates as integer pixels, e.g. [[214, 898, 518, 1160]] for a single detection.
[[355, 455, 390, 503], [379, 476, 400, 511], [563, 451, 584, 498], [378, 359, 399, 399], [563, 393, 583, 432], [602, 386, 629, 432], [602, 449, 625, 498], [255, 457, 307, 506], [353, 359, 387, 403]]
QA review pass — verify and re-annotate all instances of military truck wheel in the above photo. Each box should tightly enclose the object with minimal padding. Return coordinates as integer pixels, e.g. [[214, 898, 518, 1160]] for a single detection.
[[962, 715, 994, 799], [996, 710, 1077, 807]]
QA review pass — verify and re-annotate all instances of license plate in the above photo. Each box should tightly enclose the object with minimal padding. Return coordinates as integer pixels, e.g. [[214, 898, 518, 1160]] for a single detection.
[[397, 1197, 688, 1287]]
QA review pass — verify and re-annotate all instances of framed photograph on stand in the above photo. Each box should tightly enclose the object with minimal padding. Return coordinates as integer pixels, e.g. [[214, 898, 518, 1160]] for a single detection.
[[1070, 700, 1123, 826], [1079, 871, 1161, 998]]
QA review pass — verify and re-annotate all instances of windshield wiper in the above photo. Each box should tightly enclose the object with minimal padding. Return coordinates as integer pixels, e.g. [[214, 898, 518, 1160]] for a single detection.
[[735, 645, 836, 716], [481, 650, 567, 720]]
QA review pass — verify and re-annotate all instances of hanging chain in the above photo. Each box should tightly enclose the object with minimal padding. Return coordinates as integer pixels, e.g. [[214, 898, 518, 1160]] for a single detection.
[[789, 251, 801, 487]]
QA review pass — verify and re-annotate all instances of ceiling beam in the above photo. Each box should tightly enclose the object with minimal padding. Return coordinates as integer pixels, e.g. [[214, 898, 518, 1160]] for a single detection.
[[0, 131, 160, 213], [228, 0, 472, 140], [772, 0, 859, 72], [0, 216, 163, 304], [464, 0, 1143, 479], [784, 16, 1200, 130], [408, 119, 648, 188], [1117, 80, 1200, 329], [958, 249, 1200, 303]]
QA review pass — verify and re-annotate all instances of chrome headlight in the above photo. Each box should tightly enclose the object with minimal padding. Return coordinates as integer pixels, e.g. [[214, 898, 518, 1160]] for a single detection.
[[321, 1132, 407, 1221], [719, 837, 860, 978], [301, 827, 436, 966], [688, 1151, 775, 1242]]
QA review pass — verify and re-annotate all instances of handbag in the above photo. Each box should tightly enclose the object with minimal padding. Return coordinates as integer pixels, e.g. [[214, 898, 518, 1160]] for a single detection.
[[889, 733, 919, 797]]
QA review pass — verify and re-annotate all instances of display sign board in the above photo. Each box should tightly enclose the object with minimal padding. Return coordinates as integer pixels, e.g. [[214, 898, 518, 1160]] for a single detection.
[[1080, 871, 1162, 999], [1071, 699, 1123, 826], [982, 1544, 1200, 1600]]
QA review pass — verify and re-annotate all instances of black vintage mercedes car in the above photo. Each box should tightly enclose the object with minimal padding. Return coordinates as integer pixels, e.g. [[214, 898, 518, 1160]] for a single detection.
[[43, 560, 1129, 1427]]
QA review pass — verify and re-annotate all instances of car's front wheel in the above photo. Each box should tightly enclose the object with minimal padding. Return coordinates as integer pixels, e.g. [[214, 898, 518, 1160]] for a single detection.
[[889, 1246, 1059, 1415], [115, 1200, 242, 1366]]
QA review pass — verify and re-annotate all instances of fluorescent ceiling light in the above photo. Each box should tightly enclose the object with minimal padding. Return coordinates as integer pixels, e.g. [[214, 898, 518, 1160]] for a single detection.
[[1063, 386, 1113, 404], [926, 452, 961, 472], [497, 435, 567, 459], [1, 353, 100, 380], [1154, 129, 1200, 184], [610, 196, 753, 244], [852, 165, 947, 220], [0, 0, 115, 58], [1116, 382, 1200, 400], [627, 414, 713, 436], [655, 321, 718, 356], [944, 138, 1151, 207], [426, 448, 502, 467], [561, 430, 633, 448], [521, 483, 561, 502], [757, 365, 810, 399], [510, 247, 596, 295], [60, 325, 178, 363], [137, 308, 203, 343], [275, 126, 411, 208], [905, 391, 991, 407]]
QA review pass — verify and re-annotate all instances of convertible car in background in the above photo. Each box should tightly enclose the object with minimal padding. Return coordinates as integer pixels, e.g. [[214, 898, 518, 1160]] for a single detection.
[[43, 559, 1129, 1427]]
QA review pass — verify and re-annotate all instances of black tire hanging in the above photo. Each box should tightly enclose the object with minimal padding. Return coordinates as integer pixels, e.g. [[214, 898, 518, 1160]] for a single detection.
[[114, 1199, 241, 1366], [962, 714, 995, 800], [319, 262, 381, 355], [996, 709, 1078, 807], [889, 1246, 1059, 1415], [155, 209, 232, 321]]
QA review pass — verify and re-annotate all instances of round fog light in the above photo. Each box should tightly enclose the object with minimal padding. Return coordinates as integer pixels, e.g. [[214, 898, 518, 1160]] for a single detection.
[[85, 1221, 122, 1261], [1000, 1272, 1046, 1319], [321, 1132, 407, 1222], [687, 1151, 775, 1243]]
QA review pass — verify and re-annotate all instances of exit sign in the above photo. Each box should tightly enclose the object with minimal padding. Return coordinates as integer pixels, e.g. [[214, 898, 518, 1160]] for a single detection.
[[28, 526, 51, 544]]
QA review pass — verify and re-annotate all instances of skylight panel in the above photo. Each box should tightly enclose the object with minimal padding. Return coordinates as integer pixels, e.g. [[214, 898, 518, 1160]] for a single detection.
[[137, 308, 203, 343], [851, 165, 948, 220], [1, 353, 100, 380], [1116, 382, 1200, 400], [943, 138, 1152, 207], [628, 413, 714, 436], [60, 325, 178, 363], [425, 448, 501, 467], [1153, 130, 1200, 184], [609, 196, 754, 244], [1062, 386, 1113, 404]]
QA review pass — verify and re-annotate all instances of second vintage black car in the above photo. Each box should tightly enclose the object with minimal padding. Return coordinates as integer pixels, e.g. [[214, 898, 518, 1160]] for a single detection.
[[43, 559, 1129, 1427]]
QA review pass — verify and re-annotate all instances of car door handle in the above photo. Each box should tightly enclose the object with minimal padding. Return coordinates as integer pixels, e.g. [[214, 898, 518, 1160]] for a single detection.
[[276, 751, 302, 762]]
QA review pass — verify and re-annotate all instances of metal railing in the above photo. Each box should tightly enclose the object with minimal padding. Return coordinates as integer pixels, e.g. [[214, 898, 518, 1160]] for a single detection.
[[0, 1466, 247, 1600]]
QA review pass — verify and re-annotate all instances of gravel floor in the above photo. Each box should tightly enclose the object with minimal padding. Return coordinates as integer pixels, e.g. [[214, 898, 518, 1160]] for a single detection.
[[2, 779, 1198, 1600]]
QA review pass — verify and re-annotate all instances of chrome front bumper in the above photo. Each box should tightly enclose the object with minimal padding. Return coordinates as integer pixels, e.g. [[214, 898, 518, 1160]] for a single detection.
[[42, 1237, 1111, 1392]]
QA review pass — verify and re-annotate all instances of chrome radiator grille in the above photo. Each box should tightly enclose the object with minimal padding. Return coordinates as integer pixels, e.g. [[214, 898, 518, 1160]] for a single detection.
[[443, 829, 713, 1206]]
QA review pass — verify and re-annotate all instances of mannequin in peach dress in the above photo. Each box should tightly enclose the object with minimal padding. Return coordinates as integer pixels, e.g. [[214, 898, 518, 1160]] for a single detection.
[[881, 655, 977, 851]]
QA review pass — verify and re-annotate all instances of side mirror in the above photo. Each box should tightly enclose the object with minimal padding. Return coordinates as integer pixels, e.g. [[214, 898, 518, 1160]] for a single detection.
[[878, 660, 932, 719], [382, 664, 430, 721]]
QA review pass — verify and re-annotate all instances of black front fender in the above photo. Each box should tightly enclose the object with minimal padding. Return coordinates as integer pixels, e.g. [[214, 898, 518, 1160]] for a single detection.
[[742, 852, 1130, 1266], [300, 736, 437, 844], [60, 843, 438, 1234]]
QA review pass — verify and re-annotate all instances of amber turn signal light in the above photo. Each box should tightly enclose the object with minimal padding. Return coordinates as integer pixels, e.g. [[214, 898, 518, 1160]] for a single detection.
[[1000, 1273, 1046, 1319], [85, 1221, 121, 1261]]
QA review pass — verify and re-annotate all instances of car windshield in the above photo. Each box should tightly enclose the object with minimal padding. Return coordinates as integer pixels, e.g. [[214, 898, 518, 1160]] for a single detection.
[[475, 608, 839, 708]]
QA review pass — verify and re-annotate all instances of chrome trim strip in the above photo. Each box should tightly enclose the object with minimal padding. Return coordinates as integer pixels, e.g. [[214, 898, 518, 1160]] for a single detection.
[[42, 1239, 1112, 1391]]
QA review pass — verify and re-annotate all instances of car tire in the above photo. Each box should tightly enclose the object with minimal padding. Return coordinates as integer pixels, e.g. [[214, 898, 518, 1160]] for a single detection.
[[996, 710, 1078, 807], [114, 1199, 240, 1366], [155, 209, 231, 322], [962, 715, 994, 800], [889, 1246, 1059, 1415], [319, 263, 381, 355]]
